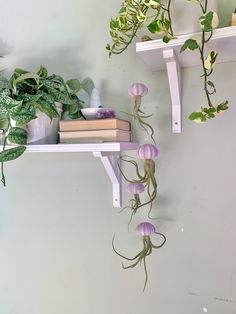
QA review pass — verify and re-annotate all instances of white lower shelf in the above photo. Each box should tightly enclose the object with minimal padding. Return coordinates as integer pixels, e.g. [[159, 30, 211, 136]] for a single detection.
[[4, 142, 138, 208], [23, 142, 138, 153]]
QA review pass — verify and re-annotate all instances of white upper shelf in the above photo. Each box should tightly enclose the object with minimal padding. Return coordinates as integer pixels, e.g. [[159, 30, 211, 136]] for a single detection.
[[21, 142, 138, 153], [136, 26, 236, 70]]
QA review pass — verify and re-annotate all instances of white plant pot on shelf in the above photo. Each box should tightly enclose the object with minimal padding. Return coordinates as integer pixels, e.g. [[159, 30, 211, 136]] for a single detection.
[[27, 102, 63, 145]]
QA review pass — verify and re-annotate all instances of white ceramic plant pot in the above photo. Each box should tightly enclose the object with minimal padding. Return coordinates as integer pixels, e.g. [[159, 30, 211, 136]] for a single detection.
[[27, 102, 63, 145], [170, 0, 218, 35]]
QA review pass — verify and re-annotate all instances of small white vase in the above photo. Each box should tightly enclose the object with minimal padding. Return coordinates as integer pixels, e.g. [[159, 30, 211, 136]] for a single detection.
[[170, 0, 218, 35], [27, 102, 63, 145]]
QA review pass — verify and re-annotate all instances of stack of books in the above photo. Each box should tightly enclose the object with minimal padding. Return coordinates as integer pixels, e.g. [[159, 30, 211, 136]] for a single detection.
[[59, 118, 131, 143]]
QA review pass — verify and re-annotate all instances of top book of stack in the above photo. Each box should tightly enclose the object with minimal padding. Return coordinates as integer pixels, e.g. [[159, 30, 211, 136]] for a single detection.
[[59, 118, 131, 132]]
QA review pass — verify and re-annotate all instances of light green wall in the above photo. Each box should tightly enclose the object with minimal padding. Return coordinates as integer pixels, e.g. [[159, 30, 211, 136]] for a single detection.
[[0, 1, 236, 313]]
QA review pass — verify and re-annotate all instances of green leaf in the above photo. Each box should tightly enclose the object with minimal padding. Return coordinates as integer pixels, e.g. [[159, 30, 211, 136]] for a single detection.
[[181, 39, 199, 52], [7, 127, 27, 145], [217, 101, 229, 113], [37, 65, 48, 78], [0, 145, 26, 162], [163, 35, 171, 43], [0, 116, 9, 132], [0, 92, 23, 116], [188, 112, 206, 123], [199, 11, 219, 32], [67, 79, 81, 93], [11, 109, 37, 125], [0, 75, 9, 90], [207, 80, 216, 94], [37, 99, 59, 119], [81, 78, 95, 95], [147, 20, 163, 33], [14, 72, 39, 85]]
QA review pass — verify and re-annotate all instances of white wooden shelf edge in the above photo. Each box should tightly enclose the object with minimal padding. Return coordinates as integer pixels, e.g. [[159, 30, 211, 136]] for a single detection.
[[136, 26, 236, 133], [5, 142, 138, 208], [23, 142, 138, 153]]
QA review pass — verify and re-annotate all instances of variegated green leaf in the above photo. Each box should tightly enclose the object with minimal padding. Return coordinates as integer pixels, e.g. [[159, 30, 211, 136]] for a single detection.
[[11, 109, 37, 125], [7, 127, 27, 145], [37, 99, 59, 119], [36, 90, 54, 104], [37, 65, 48, 78], [0, 92, 23, 116], [0, 145, 26, 162], [0, 75, 9, 90], [18, 93, 42, 106]]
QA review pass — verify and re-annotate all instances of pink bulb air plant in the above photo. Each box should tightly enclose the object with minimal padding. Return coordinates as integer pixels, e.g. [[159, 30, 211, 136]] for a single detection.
[[122, 183, 145, 226], [118, 144, 159, 211], [112, 222, 166, 291], [128, 83, 155, 142]]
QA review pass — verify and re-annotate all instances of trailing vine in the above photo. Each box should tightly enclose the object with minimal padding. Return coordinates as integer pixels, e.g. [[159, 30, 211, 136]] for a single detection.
[[181, 0, 228, 123], [106, 0, 174, 57]]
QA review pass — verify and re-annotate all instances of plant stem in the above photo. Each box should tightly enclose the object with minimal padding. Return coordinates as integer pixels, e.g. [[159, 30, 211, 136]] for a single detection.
[[1, 136, 7, 186], [166, 0, 173, 36], [198, 0, 213, 107]]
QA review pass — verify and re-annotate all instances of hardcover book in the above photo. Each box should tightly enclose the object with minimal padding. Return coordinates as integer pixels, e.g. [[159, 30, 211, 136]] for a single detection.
[[59, 118, 131, 132], [59, 129, 131, 143]]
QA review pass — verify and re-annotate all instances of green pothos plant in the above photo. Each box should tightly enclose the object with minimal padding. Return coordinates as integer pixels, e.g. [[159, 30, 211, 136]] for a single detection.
[[181, 0, 228, 123], [0, 65, 94, 186], [107, 0, 229, 123], [106, 0, 174, 56]]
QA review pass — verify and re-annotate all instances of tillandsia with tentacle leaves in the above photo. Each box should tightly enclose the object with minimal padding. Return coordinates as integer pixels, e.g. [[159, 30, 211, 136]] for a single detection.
[[118, 144, 159, 214], [181, 0, 228, 123], [121, 183, 151, 227], [106, 0, 174, 57], [112, 222, 166, 291], [127, 83, 155, 143]]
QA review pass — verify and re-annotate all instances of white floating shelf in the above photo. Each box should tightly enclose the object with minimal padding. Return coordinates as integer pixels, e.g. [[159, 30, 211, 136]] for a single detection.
[[136, 26, 236, 133], [22, 142, 138, 153], [136, 26, 236, 70], [5, 142, 138, 208]]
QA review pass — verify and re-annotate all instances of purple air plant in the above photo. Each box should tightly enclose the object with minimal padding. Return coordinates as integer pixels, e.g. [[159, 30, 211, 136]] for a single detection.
[[118, 144, 159, 210], [112, 222, 166, 291], [128, 83, 155, 143]]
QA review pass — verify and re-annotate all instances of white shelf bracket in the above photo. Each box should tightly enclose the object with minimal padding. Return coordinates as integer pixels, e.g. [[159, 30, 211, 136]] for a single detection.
[[163, 48, 182, 133], [93, 151, 121, 208]]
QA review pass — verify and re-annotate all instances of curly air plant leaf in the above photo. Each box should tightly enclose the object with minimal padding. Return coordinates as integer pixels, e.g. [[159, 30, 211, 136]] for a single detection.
[[121, 183, 145, 226], [106, 0, 174, 57], [128, 83, 155, 142], [181, 0, 228, 123], [118, 144, 159, 210], [112, 222, 166, 291]]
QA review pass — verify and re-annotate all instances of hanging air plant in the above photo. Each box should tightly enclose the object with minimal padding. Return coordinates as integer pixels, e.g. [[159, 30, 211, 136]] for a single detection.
[[128, 83, 155, 142], [118, 144, 159, 209], [112, 222, 166, 291]]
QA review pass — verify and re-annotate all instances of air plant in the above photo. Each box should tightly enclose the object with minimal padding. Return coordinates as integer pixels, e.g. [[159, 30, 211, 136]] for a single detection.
[[122, 183, 145, 226], [112, 222, 166, 291], [118, 144, 159, 209], [128, 83, 155, 142]]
